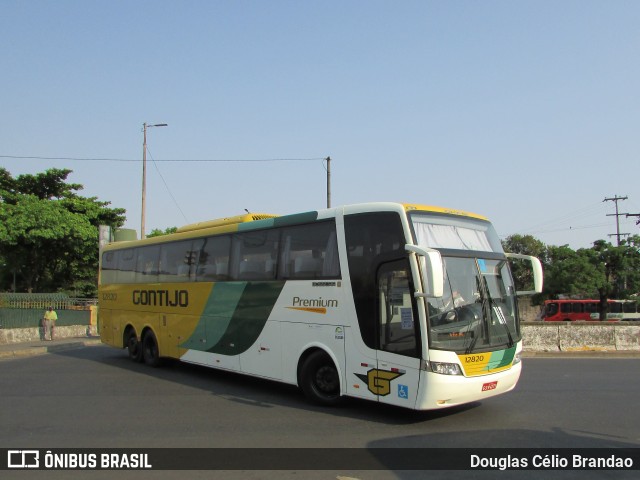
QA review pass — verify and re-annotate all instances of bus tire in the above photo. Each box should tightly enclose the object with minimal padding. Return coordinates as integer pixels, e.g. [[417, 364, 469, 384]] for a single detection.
[[299, 350, 342, 406], [142, 331, 161, 368], [126, 330, 143, 363]]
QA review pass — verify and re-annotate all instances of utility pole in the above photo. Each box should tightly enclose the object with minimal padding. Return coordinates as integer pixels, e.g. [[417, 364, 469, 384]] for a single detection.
[[325, 156, 331, 208], [603, 195, 629, 246], [141, 122, 168, 239], [627, 213, 640, 226]]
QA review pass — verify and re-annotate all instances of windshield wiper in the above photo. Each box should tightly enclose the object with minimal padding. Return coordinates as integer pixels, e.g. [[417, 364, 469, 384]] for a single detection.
[[465, 330, 479, 354], [467, 270, 514, 353], [492, 300, 514, 348], [465, 276, 487, 354], [484, 284, 514, 349]]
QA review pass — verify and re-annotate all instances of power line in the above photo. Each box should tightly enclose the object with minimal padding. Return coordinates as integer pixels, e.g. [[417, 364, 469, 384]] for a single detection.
[[146, 148, 190, 224], [0, 155, 324, 163], [516, 201, 608, 235]]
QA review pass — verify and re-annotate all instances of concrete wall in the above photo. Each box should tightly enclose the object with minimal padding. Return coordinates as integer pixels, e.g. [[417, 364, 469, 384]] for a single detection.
[[522, 322, 640, 352], [2, 322, 639, 352], [0, 325, 98, 344]]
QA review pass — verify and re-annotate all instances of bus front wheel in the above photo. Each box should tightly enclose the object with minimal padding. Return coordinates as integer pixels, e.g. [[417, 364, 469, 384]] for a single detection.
[[142, 331, 161, 368], [299, 350, 342, 406]]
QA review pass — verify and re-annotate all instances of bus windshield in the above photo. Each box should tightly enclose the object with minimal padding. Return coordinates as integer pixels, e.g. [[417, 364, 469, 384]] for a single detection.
[[410, 213, 520, 353], [425, 256, 519, 353]]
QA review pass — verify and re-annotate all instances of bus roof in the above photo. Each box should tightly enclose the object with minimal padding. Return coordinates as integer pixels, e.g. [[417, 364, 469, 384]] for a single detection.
[[102, 202, 490, 251], [403, 203, 488, 221], [176, 213, 279, 233]]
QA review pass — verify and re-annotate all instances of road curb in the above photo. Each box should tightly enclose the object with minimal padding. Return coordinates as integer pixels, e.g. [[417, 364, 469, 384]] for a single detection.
[[0, 339, 102, 359]]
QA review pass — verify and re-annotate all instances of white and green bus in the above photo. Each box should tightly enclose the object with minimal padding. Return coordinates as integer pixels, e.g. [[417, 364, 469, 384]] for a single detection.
[[98, 202, 542, 410]]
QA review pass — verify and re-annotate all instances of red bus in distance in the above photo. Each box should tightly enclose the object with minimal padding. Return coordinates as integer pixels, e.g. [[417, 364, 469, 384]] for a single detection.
[[542, 299, 640, 322]]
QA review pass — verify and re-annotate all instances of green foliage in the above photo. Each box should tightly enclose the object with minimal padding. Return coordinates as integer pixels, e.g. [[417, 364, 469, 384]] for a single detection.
[[544, 246, 605, 298], [147, 226, 178, 238], [0, 168, 126, 295], [503, 232, 640, 311], [502, 234, 547, 298]]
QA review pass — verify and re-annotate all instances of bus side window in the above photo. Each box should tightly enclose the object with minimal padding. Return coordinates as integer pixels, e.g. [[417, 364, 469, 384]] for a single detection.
[[159, 240, 195, 282], [117, 248, 137, 284], [279, 221, 341, 280], [609, 302, 622, 314], [197, 235, 231, 281], [232, 230, 279, 281], [101, 251, 118, 284], [135, 245, 160, 283]]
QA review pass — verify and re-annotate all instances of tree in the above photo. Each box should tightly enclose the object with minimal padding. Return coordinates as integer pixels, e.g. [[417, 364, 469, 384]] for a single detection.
[[0, 168, 126, 295], [544, 245, 605, 299], [502, 234, 547, 298], [590, 237, 640, 319], [621, 235, 640, 296], [147, 227, 177, 238]]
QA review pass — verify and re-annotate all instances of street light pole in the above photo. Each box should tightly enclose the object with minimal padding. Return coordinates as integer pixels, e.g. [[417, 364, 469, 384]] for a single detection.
[[141, 122, 167, 239], [326, 156, 331, 208]]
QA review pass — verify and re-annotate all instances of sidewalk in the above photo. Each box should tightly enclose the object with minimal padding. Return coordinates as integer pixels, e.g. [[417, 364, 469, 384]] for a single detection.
[[0, 336, 103, 359]]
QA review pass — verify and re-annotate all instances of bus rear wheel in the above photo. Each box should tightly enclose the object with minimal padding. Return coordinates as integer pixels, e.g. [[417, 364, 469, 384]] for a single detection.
[[300, 351, 342, 406], [126, 330, 143, 363], [142, 331, 161, 368]]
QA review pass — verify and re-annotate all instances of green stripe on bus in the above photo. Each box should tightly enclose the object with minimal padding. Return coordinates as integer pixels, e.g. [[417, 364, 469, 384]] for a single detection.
[[207, 281, 285, 355], [273, 211, 318, 227], [180, 282, 247, 351], [489, 346, 516, 369], [181, 281, 286, 355], [235, 211, 319, 232], [237, 218, 277, 231]]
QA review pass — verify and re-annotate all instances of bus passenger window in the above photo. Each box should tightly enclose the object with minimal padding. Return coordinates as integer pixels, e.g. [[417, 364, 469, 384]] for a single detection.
[[279, 221, 340, 280], [197, 236, 231, 281], [232, 230, 279, 281], [114, 248, 137, 283], [101, 251, 118, 284], [135, 246, 160, 283], [159, 240, 197, 282]]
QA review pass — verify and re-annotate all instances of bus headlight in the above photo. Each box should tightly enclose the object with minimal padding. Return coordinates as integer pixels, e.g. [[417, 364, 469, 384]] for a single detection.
[[513, 352, 522, 365], [429, 361, 463, 376]]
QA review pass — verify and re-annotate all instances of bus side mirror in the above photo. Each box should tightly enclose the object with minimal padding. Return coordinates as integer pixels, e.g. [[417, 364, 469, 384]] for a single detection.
[[505, 253, 544, 295], [405, 244, 444, 298]]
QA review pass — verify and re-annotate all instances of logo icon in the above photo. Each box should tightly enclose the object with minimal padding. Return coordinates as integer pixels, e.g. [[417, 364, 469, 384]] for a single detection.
[[397, 384, 409, 399], [355, 369, 405, 396], [8, 450, 40, 468]]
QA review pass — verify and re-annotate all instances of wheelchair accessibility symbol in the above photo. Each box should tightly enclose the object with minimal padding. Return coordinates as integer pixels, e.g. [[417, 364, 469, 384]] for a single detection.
[[397, 384, 409, 399]]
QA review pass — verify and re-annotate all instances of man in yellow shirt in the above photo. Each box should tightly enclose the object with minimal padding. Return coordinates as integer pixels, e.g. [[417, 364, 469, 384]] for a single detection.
[[43, 307, 58, 341]]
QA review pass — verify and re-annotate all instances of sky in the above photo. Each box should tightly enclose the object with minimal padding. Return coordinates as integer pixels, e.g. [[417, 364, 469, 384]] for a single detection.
[[1, 0, 639, 249]]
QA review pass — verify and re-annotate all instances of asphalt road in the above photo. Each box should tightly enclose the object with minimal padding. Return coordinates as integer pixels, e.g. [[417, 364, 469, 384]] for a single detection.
[[1, 344, 638, 480]]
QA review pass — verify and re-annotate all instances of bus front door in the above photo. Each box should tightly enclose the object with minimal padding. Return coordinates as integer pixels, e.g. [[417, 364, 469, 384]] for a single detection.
[[374, 259, 422, 408]]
